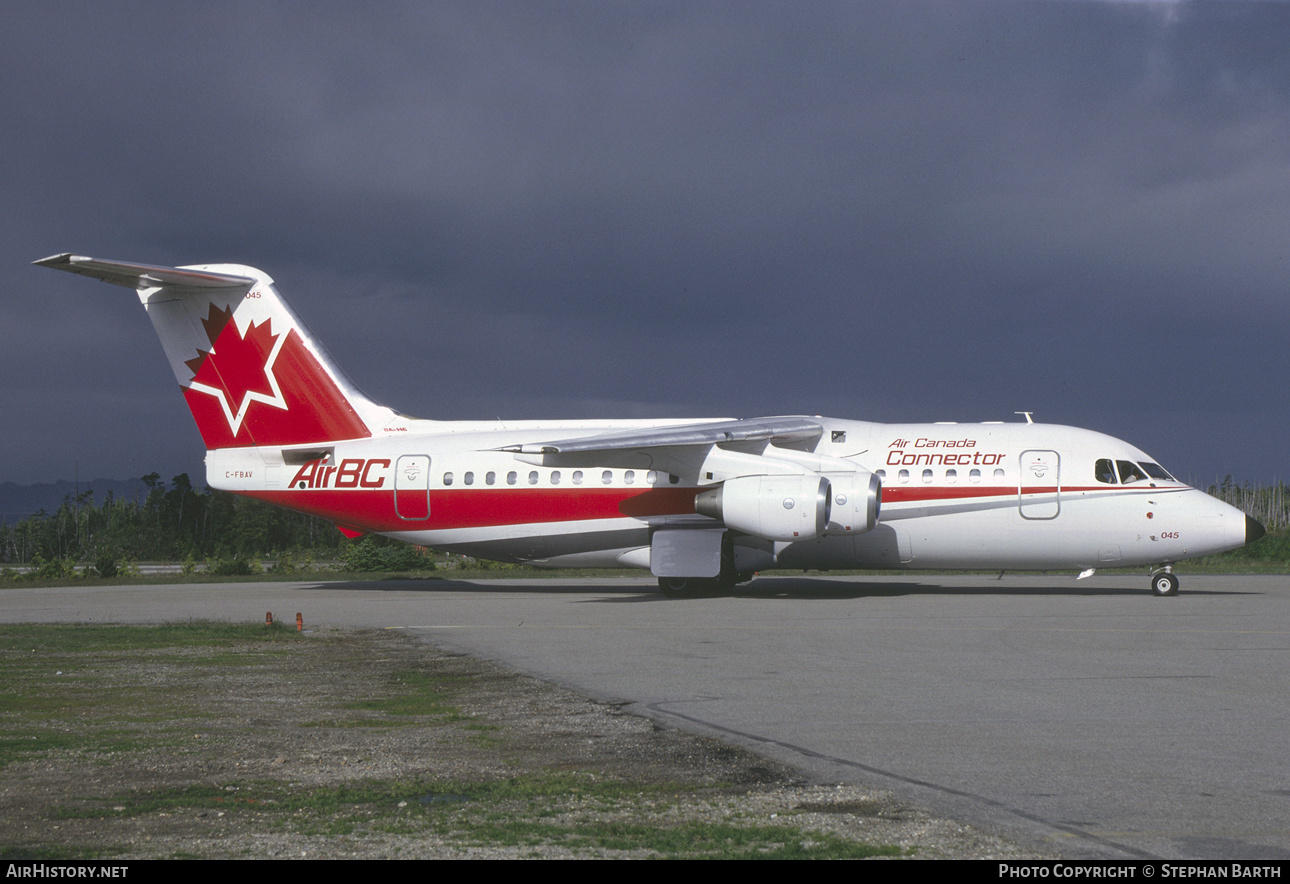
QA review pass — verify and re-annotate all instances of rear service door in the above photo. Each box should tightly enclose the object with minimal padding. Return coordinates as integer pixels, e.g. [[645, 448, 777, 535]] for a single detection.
[[395, 455, 430, 520]]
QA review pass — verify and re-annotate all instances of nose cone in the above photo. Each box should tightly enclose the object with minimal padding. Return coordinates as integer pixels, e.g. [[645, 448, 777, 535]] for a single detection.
[[1247, 515, 1266, 545], [1185, 490, 1265, 557]]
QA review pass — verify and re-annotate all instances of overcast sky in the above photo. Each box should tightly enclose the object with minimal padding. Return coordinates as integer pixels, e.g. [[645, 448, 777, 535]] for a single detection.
[[3, 1, 1285, 486]]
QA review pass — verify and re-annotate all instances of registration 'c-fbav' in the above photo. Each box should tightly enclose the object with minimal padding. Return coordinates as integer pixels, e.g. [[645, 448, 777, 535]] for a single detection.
[[36, 254, 1264, 596]]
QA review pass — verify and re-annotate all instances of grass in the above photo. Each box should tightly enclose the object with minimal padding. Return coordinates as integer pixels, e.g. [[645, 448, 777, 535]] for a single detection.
[[0, 621, 306, 652], [0, 622, 306, 768], [56, 774, 904, 858], [0, 622, 907, 859], [446, 814, 902, 858], [0, 844, 121, 861], [348, 671, 465, 718]]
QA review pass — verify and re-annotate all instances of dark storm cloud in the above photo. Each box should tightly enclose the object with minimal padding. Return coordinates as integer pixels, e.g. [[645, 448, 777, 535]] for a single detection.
[[2, 1, 1285, 484]]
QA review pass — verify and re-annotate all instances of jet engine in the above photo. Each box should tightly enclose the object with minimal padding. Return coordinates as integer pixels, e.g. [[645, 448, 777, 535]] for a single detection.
[[822, 470, 882, 535], [695, 474, 832, 542]]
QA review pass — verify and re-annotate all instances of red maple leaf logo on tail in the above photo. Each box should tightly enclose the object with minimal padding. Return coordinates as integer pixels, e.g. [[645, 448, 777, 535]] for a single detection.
[[180, 300, 370, 448], [187, 311, 288, 435]]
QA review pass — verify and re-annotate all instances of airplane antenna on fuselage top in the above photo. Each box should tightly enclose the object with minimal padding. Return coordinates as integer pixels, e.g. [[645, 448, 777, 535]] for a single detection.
[[1015, 411, 1034, 424]]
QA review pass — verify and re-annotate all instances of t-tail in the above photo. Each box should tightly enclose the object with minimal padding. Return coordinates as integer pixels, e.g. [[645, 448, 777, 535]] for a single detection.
[[34, 254, 396, 449]]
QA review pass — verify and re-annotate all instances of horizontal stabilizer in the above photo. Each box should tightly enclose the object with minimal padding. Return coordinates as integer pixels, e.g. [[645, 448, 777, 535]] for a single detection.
[[34, 254, 254, 290]]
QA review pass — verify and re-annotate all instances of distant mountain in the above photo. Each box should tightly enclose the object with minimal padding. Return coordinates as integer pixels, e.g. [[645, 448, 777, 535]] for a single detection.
[[0, 478, 202, 523]]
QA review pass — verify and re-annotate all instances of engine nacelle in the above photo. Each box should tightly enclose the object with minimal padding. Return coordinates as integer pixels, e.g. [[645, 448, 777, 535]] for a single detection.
[[695, 474, 831, 542], [823, 470, 881, 535]]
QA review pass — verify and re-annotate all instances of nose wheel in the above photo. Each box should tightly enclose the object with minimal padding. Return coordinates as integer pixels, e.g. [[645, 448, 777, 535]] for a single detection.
[[1150, 570, 1179, 596]]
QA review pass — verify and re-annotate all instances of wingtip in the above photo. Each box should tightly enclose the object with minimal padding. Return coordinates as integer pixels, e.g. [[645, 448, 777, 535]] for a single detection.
[[33, 252, 75, 268]]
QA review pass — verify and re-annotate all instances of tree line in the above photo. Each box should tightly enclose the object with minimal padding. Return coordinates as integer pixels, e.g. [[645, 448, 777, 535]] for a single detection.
[[0, 473, 346, 568], [1208, 476, 1288, 532]]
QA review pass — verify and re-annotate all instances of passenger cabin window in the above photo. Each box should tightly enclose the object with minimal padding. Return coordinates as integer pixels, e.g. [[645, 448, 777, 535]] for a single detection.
[[551, 471, 561, 485], [1095, 459, 1117, 484], [946, 469, 957, 483], [921, 469, 933, 484], [528, 471, 539, 485], [625, 470, 635, 485], [572, 470, 584, 485], [507, 471, 517, 486], [464, 471, 474, 486], [442, 472, 453, 486], [898, 469, 910, 483], [969, 469, 981, 482], [602, 470, 613, 485], [486, 471, 496, 485]]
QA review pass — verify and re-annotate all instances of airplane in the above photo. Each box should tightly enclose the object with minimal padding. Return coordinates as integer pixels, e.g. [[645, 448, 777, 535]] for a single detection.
[[35, 253, 1265, 597]]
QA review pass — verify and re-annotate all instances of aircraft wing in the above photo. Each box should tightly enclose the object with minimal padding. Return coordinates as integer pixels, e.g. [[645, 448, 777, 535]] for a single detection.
[[501, 416, 824, 455], [33, 254, 254, 290]]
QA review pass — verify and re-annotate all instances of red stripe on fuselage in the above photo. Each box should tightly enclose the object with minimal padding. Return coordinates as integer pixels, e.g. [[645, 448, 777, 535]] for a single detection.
[[881, 484, 1180, 503], [243, 486, 700, 533], [241, 482, 1183, 534], [882, 486, 1015, 502]]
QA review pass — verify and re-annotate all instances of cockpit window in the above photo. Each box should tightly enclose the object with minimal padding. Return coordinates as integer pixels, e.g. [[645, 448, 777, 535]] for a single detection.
[[1095, 459, 1117, 484], [1117, 460, 1148, 484], [1138, 462, 1175, 481]]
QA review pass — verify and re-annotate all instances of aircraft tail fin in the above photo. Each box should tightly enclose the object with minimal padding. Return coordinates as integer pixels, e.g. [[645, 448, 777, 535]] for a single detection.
[[35, 254, 395, 449]]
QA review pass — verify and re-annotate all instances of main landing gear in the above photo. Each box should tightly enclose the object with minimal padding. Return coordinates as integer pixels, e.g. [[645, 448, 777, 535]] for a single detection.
[[657, 575, 736, 598], [656, 531, 751, 598], [1150, 566, 1179, 597]]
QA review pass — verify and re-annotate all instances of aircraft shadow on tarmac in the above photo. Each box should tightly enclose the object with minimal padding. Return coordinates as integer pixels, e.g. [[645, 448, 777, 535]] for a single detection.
[[293, 575, 1253, 601], [726, 576, 1249, 600], [292, 577, 642, 596]]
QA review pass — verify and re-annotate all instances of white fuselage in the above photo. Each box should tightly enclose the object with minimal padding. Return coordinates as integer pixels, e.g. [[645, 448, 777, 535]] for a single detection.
[[207, 416, 1248, 573]]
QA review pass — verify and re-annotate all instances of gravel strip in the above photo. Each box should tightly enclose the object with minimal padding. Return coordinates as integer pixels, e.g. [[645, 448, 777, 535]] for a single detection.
[[0, 626, 1038, 859]]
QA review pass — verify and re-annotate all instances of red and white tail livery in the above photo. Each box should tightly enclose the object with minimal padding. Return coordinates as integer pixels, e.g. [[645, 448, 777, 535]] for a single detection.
[[37, 253, 1264, 596]]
